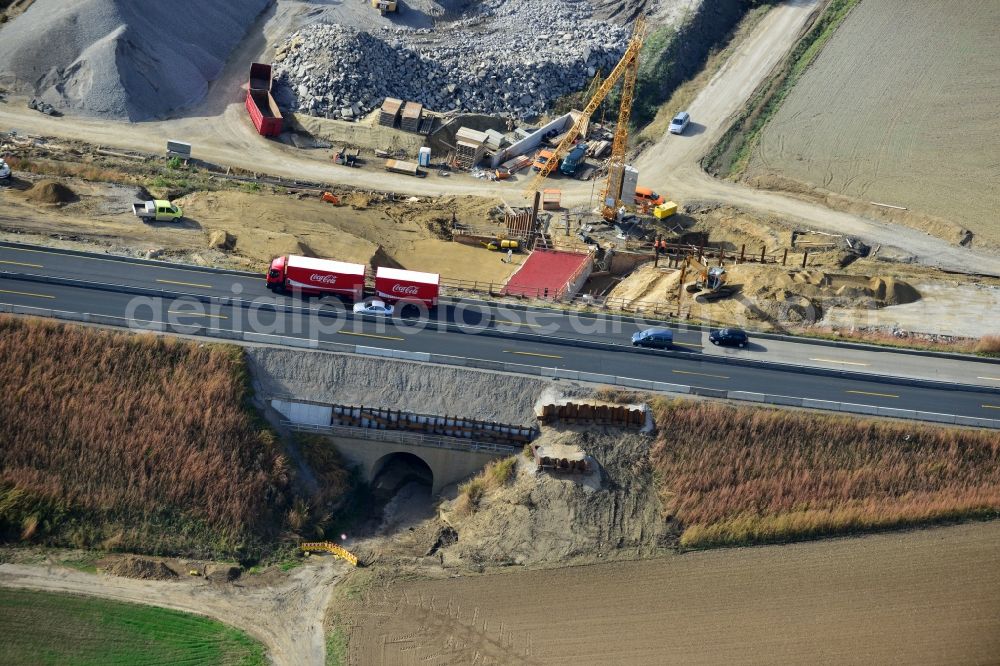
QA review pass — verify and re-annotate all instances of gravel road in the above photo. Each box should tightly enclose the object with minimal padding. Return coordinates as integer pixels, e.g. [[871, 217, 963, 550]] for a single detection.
[[1, 0, 997, 275]]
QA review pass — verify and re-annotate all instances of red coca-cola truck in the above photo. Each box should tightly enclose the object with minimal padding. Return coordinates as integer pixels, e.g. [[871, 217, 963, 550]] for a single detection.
[[247, 62, 283, 136], [266, 255, 365, 299], [375, 267, 440, 308]]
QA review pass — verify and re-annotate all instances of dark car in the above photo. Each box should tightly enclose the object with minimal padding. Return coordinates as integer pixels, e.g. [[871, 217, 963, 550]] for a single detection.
[[709, 327, 749, 348], [631, 327, 674, 349]]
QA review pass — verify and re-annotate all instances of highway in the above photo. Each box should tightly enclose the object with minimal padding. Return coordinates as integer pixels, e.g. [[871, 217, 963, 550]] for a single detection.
[[0, 244, 998, 423]]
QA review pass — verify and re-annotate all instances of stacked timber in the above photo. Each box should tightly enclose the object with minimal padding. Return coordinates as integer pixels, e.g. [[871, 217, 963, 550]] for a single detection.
[[379, 98, 403, 127], [536, 401, 646, 428], [400, 101, 423, 132]]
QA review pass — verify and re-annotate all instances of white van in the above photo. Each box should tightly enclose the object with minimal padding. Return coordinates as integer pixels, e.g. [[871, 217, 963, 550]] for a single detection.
[[669, 111, 690, 135]]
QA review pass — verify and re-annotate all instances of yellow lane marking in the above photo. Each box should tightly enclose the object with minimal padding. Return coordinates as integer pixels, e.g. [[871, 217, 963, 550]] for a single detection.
[[0, 259, 43, 268], [672, 369, 728, 379], [978, 377, 1000, 382], [156, 279, 213, 289], [0, 288, 55, 299], [846, 389, 898, 399], [673, 341, 703, 348], [505, 350, 562, 359], [982, 404, 1000, 410], [338, 330, 405, 341], [810, 357, 870, 367], [167, 310, 228, 319]]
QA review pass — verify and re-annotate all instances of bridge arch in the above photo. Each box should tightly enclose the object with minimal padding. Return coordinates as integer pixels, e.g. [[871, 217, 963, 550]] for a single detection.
[[370, 451, 434, 498]]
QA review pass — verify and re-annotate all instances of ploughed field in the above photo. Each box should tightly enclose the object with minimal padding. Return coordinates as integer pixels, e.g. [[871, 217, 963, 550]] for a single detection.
[[746, 0, 1000, 247], [344, 522, 1000, 664]]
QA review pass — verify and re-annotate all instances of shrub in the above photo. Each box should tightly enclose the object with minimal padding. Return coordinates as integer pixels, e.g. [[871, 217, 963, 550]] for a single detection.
[[166, 156, 183, 170], [974, 335, 1000, 356], [650, 398, 1000, 549]]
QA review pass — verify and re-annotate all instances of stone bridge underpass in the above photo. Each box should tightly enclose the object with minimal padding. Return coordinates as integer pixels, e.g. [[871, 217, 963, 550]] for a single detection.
[[271, 398, 532, 494]]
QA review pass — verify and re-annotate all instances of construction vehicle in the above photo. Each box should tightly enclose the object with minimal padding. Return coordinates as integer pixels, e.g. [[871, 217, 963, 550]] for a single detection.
[[683, 255, 732, 301], [559, 142, 589, 176], [132, 199, 183, 222], [371, 0, 397, 15], [482, 238, 520, 252], [524, 18, 646, 197]]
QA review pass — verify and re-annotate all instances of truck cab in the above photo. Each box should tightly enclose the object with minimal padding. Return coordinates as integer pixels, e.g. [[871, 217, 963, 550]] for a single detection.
[[266, 255, 286, 290], [133, 199, 183, 222]]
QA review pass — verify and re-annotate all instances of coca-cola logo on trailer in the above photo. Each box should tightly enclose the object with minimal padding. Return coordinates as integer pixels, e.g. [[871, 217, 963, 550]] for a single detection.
[[391, 284, 420, 296], [309, 273, 338, 285]]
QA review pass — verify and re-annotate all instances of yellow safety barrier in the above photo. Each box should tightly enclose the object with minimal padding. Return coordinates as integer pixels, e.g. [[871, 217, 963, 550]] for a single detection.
[[300, 541, 359, 567]]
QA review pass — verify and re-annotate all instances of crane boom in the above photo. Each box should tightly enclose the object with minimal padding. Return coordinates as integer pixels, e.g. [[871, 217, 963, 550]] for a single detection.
[[523, 18, 647, 196]]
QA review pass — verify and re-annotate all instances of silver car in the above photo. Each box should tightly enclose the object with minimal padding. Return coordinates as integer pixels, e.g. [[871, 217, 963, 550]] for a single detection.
[[0, 159, 10, 182], [353, 299, 394, 317], [669, 111, 690, 135]]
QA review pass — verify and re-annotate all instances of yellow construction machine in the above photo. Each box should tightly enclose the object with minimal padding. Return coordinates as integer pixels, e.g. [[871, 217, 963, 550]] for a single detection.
[[682, 255, 732, 301], [371, 0, 397, 15], [482, 237, 520, 252]]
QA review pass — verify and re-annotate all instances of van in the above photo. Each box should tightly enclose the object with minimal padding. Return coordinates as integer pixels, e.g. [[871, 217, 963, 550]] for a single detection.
[[631, 327, 674, 349], [634, 187, 665, 207]]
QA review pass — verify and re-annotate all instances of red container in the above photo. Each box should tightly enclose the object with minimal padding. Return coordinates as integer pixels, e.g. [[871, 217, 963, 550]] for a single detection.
[[375, 267, 440, 307], [246, 62, 283, 136], [266, 255, 365, 299]]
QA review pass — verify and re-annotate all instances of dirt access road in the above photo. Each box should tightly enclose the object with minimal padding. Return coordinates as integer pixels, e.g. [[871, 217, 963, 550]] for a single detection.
[[346, 521, 1000, 665], [0, 558, 349, 666], [1, 0, 998, 276]]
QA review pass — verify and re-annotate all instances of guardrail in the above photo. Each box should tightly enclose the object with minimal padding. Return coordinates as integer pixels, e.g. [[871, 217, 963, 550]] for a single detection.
[[281, 421, 520, 455], [2, 301, 997, 430]]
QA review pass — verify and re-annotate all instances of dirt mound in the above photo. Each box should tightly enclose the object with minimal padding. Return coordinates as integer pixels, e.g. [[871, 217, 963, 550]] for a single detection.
[[23, 180, 76, 205], [369, 246, 404, 270], [207, 229, 235, 251], [439, 426, 670, 567], [608, 262, 683, 305], [106, 557, 177, 581]]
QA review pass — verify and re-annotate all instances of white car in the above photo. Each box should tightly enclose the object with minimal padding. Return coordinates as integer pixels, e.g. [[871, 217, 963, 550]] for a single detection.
[[668, 111, 690, 135], [0, 159, 10, 182], [353, 299, 394, 316]]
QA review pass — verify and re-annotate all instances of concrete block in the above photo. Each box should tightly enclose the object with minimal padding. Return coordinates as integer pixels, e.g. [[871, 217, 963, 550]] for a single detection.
[[916, 411, 957, 424], [393, 350, 432, 362], [506, 363, 541, 375], [954, 415, 998, 429], [577, 372, 615, 384], [876, 407, 918, 420], [554, 369, 580, 381], [691, 386, 727, 399], [727, 391, 765, 402], [652, 382, 690, 394], [763, 394, 804, 408], [802, 398, 838, 411], [839, 401, 878, 415], [432, 354, 465, 366], [614, 377, 655, 390], [243, 332, 283, 345]]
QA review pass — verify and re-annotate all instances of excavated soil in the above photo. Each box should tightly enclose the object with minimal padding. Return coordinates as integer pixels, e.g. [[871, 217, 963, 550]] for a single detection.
[[21, 179, 76, 204], [105, 557, 178, 581]]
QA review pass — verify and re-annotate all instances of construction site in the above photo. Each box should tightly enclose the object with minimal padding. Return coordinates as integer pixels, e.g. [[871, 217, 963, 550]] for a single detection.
[[0, 0, 999, 664]]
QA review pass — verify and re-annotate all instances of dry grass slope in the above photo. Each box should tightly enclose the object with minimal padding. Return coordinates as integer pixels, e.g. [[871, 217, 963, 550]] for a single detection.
[[651, 399, 1000, 548], [0, 316, 290, 559]]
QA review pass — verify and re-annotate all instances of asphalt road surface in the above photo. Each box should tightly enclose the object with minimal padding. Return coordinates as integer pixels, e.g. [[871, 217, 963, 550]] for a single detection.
[[1, 246, 997, 421]]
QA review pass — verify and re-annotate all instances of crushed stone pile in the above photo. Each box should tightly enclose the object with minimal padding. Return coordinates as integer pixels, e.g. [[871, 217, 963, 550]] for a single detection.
[[0, 0, 268, 120], [106, 557, 178, 580], [274, 0, 629, 120]]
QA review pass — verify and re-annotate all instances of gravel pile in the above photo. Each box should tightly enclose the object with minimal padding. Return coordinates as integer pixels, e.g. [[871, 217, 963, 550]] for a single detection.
[[274, 0, 629, 120], [0, 0, 268, 120]]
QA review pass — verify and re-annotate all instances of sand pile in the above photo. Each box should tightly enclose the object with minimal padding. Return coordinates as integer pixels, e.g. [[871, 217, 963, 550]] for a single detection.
[[23, 179, 76, 204], [106, 557, 177, 580], [608, 263, 683, 305], [0, 0, 268, 120]]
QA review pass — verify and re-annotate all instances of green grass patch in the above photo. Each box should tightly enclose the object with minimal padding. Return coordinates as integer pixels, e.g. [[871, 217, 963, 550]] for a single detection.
[[704, 0, 862, 176], [326, 626, 349, 666], [0, 587, 265, 665]]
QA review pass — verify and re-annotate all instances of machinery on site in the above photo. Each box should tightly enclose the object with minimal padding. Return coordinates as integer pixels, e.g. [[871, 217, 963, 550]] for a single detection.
[[523, 17, 647, 203], [371, 0, 397, 15], [246, 63, 283, 136], [132, 199, 183, 222], [683, 255, 732, 301], [482, 237, 520, 252]]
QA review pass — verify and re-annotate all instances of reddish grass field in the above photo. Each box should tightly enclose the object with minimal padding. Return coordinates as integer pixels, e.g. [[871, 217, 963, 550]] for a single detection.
[[650, 399, 1000, 548], [0, 316, 290, 558]]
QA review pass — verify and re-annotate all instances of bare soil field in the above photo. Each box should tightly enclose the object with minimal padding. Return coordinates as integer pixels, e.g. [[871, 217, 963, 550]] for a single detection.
[[342, 521, 1000, 665], [745, 0, 1000, 249]]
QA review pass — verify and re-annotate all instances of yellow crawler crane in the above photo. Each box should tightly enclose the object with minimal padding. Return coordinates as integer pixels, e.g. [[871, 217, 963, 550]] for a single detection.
[[523, 17, 647, 198]]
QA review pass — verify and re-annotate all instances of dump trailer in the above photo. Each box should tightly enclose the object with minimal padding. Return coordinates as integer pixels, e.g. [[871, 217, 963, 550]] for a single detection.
[[132, 200, 183, 222], [246, 63, 283, 136], [375, 266, 439, 308], [266, 255, 365, 299], [384, 159, 422, 177]]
